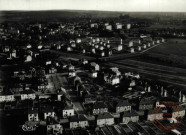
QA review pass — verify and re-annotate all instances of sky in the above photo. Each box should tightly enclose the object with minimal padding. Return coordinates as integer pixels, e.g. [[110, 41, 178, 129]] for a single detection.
[[0, 0, 186, 12]]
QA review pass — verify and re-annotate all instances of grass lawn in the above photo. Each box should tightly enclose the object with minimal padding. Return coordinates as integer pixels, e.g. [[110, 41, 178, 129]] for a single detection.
[[148, 39, 186, 56], [131, 39, 186, 68]]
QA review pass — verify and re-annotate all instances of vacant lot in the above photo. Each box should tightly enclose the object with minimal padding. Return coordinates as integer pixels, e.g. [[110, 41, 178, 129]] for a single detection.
[[148, 39, 186, 56], [131, 39, 186, 68]]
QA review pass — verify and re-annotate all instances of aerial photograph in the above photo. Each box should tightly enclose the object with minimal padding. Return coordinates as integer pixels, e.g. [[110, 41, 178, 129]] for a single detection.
[[0, 0, 186, 134]]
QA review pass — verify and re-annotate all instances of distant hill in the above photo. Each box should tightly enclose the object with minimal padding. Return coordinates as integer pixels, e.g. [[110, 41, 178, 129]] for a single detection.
[[0, 10, 186, 23]]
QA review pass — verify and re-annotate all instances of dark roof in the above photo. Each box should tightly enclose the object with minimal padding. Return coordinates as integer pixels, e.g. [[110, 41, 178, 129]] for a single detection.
[[42, 107, 54, 113], [20, 90, 35, 94], [46, 117, 59, 125], [70, 116, 79, 122], [116, 100, 131, 107], [93, 102, 107, 109], [78, 115, 87, 121], [28, 108, 38, 114], [123, 110, 139, 117], [97, 112, 113, 120]]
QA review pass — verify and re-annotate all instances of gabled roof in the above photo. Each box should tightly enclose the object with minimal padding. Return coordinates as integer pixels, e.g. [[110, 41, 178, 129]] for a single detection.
[[20, 90, 35, 95], [97, 112, 113, 120], [64, 105, 74, 110], [123, 110, 139, 117], [28, 108, 38, 114], [70, 115, 87, 122], [78, 115, 87, 121], [93, 102, 107, 109], [42, 107, 54, 113], [116, 100, 131, 107], [46, 117, 59, 125]]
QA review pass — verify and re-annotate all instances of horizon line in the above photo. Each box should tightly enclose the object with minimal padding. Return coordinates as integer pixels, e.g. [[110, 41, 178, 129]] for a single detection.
[[0, 9, 186, 13]]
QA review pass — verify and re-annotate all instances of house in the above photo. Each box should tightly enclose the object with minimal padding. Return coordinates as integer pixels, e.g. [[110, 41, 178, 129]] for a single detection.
[[93, 102, 108, 115], [116, 100, 131, 113], [43, 107, 55, 120], [127, 47, 135, 53], [67, 46, 73, 52], [105, 25, 112, 31], [139, 98, 155, 110], [62, 105, 74, 118], [122, 110, 139, 124], [126, 24, 131, 29], [20, 90, 36, 100], [76, 38, 81, 43], [8, 49, 16, 59], [97, 112, 114, 127], [28, 108, 39, 121], [104, 75, 120, 86], [97, 50, 105, 57], [0, 92, 15, 102], [115, 23, 122, 30], [113, 44, 123, 51], [90, 62, 99, 71], [70, 115, 88, 129], [78, 115, 89, 128], [25, 55, 32, 62], [108, 67, 121, 76], [46, 117, 63, 135], [105, 49, 112, 56], [172, 104, 185, 118], [68, 70, 76, 77], [124, 39, 133, 47], [48, 66, 57, 74], [146, 109, 163, 121], [90, 23, 98, 28], [67, 64, 75, 71], [88, 70, 97, 78]]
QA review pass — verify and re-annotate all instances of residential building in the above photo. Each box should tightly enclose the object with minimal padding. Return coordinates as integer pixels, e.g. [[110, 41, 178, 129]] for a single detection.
[[122, 110, 139, 124], [70, 115, 88, 129], [93, 102, 108, 115], [20, 90, 36, 100], [116, 100, 131, 113], [90, 62, 99, 71], [62, 106, 75, 118], [97, 112, 114, 127], [46, 117, 63, 135], [28, 108, 39, 121], [43, 107, 55, 120]]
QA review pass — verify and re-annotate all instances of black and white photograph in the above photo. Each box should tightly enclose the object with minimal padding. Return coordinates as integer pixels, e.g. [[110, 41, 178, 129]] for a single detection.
[[0, 0, 186, 134]]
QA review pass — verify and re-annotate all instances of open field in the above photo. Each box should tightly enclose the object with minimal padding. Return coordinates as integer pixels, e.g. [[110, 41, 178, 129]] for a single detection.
[[148, 39, 186, 56], [130, 39, 186, 68]]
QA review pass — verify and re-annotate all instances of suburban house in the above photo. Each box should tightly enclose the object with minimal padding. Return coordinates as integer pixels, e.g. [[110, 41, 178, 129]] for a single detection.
[[0, 92, 15, 102], [97, 112, 114, 127], [20, 90, 36, 100], [68, 69, 76, 77], [146, 109, 163, 121], [70, 115, 88, 129], [43, 107, 56, 120], [123, 39, 133, 47], [109, 67, 121, 76], [90, 62, 100, 71], [28, 108, 39, 121], [116, 100, 131, 113], [25, 55, 32, 62], [88, 70, 98, 78], [104, 75, 120, 86], [122, 110, 139, 124], [139, 98, 155, 110], [62, 106, 75, 118], [46, 117, 63, 135], [92, 102, 108, 115]]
